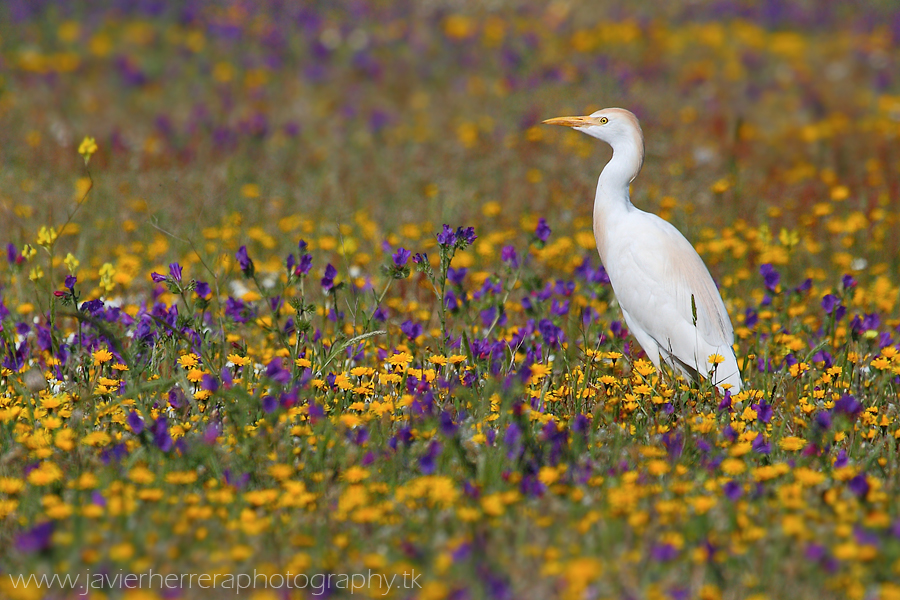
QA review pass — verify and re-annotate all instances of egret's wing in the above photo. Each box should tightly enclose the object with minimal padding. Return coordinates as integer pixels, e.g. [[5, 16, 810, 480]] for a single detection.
[[604, 212, 735, 375]]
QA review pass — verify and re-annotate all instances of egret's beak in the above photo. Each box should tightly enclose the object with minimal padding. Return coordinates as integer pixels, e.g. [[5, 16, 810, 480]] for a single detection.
[[542, 116, 591, 128]]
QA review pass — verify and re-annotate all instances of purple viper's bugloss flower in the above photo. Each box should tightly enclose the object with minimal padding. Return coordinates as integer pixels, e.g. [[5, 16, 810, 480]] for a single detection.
[[126, 410, 145, 435], [392, 247, 411, 267], [168, 262, 183, 282], [535, 218, 551, 242], [759, 263, 779, 292], [235, 245, 254, 276]]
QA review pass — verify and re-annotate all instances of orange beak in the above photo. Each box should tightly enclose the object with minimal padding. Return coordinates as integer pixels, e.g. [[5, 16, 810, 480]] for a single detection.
[[542, 116, 592, 127]]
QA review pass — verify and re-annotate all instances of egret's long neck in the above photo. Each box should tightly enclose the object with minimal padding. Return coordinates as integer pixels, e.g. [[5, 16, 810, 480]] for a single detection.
[[593, 131, 644, 260], [596, 134, 643, 208]]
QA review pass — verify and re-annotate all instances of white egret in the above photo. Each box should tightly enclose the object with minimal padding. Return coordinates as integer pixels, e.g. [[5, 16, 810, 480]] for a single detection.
[[544, 108, 742, 393]]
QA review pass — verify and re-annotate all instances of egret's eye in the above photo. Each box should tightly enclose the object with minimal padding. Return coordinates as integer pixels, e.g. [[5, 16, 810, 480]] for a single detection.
[[599, 117, 609, 124]]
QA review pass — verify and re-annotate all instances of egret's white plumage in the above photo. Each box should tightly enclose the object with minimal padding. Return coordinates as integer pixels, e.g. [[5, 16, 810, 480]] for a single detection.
[[544, 108, 742, 393]]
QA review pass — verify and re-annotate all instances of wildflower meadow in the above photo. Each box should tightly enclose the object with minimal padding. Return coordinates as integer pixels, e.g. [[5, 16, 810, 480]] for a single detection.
[[2, 2, 900, 599]]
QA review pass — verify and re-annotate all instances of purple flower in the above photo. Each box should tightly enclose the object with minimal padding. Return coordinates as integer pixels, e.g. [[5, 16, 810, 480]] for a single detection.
[[444, 289, 459, 311], [262, 395, 278, 413], [439, 411, 458, 437], [168, 387, 185, 409], [833, 394, 862, 419], [321, 263, 337, 291], [151, 272, 167, 283], [503, 422, 521, 459], [752, 435, 771, 455], [806, 543, 826, 562], [717, 389, 732, 412], [400, 320, 422, 341], [7, 243, 23, 265], [308, 401, 324, 423], [153, 416, 173, 452], [266, 358, 292, 385], [848, 473, 869, 499], [723, 480, 742, 501], [437, 224, 457, 247], [821, 294, 840, 314], [759, 263, 779, 292], [201, 374, 219, 392], [535, 218, 551, 242], [393, 247, 411, 267], [419, 441, 442, 475], [501, 245, 518, 268], [195, 280, 211, 298], [203, 421, 221, 444], [551, 299, 569, 316], [650, 543, 678, 562], [861, 313, 880, 331], [456, 226, 477, 246], [842, 274, 857, 289], [224, 470, 249, 489], [661, 431, 683, 460], [572, 413, 590, 438], [448, 267, 467, 286], [235, 245, 254, 276], [296, 254, 313, 276], [168, 262, 183, 282], [15, 521, 54, 553], [64, 275, 77, 290], [126, 410, 145, 435], [752, 401, 773, 423], [834, 449, 849, 469]]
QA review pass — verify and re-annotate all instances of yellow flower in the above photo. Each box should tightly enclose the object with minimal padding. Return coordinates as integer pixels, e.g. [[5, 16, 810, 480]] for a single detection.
[[99, 262, 116, 292], [538, 466, 561, 485], [708, 353, 725, 365], [530, 363, 551, 382], [109, 542, 134, 562], [268, 464, 293, 480], [342, 466, 370, 483], [78, 136, 98, 163], [481, 493, 504, 516], [633, 359, 655, 377], [229, 354, 251, 366], [29, 266, 44, 281], [128, 466, 155, 484], [37, 226, 58, 247], [165, 471, 199, 485], [82, 431, 111, 447], [0, 478, 25, 494], [779, 436, 806, 451], [92, 348, 113, 364], [64, 253, 80, 273], [387, 352, 413, 366], [721, 458, 746, 475], [27, 462, 63, 485], [339, 414, 363, 428], [794, 468, 826, 486], [178, 353, 200, 368]]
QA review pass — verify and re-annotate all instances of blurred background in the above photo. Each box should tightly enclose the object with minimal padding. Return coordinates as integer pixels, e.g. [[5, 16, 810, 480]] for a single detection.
[[1, 0, 899, 293]]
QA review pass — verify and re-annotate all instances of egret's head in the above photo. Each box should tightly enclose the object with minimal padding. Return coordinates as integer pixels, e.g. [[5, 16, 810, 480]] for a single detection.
[[543, 108, 642, 148]]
